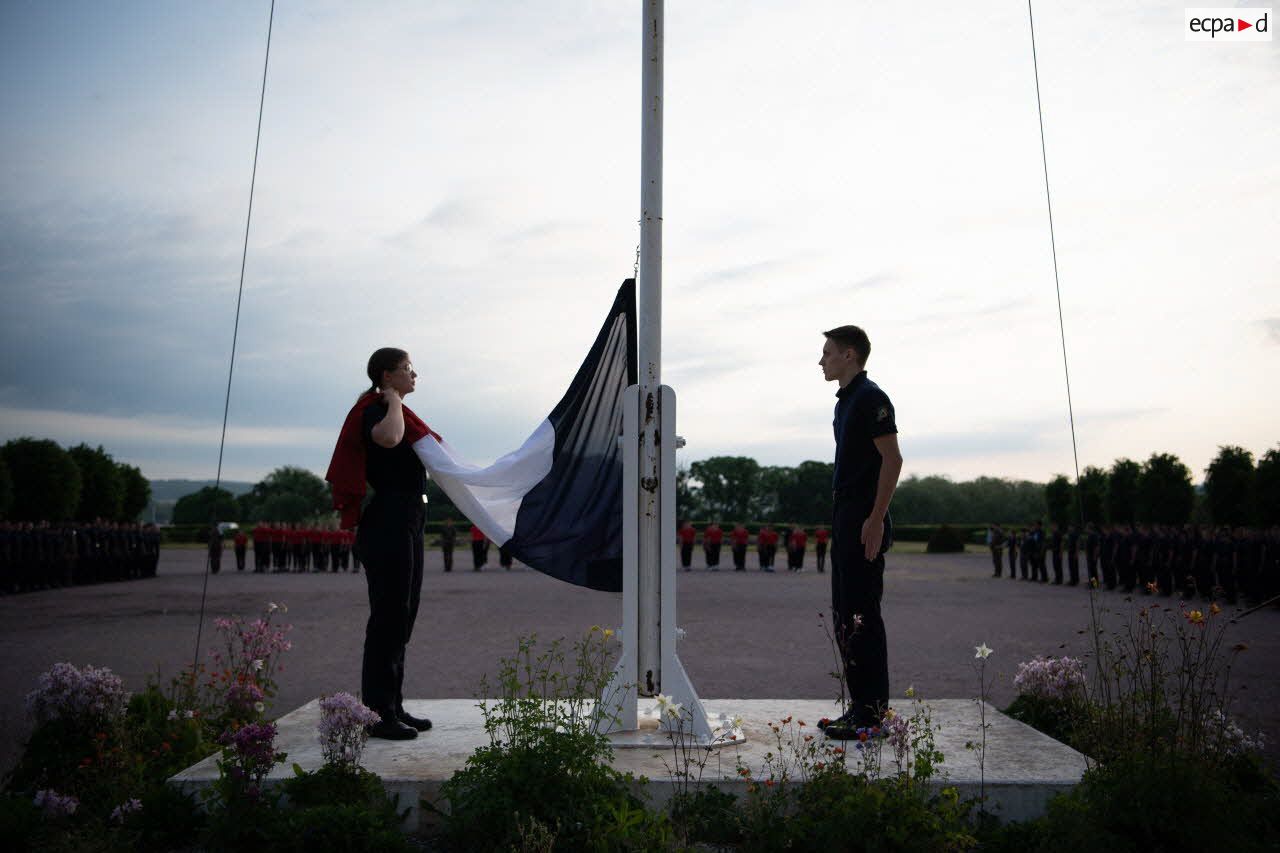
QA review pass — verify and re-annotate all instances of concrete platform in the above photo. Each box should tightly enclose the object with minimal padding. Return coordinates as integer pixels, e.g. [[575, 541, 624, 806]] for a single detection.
[[170, 698, 1088, 832]]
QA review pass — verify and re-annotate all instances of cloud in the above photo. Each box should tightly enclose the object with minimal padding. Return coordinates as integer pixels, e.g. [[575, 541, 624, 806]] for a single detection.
[[0, 406, 331, 449]]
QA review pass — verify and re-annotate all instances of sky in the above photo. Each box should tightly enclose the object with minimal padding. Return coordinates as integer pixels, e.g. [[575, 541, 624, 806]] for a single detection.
[[1, 0, 1276, 487]]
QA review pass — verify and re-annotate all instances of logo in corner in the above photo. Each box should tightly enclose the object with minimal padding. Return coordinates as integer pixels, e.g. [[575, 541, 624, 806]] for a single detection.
[[1186, 8, 1271, 40], [876, 406, 890, 423]]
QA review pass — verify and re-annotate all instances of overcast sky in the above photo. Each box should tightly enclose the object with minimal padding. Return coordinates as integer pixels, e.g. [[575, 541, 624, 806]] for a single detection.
[[1, 1, 1276, 487]]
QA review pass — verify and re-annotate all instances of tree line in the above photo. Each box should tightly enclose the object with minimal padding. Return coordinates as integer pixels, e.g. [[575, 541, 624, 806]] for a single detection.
[[1043, 445, 1280, 528], [0, 438, 150, 523]]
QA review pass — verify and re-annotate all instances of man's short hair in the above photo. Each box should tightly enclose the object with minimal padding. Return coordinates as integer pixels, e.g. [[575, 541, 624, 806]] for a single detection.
[[823, 325, 870, 364]]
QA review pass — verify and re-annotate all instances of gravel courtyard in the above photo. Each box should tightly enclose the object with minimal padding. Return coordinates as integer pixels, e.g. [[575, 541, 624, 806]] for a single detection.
[[3, 546, 1276, 778]]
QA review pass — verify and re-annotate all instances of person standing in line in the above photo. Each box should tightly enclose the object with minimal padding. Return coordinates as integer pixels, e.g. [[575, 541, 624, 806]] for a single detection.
[[988, 524, 1004, 578], [703, 521, 724, 571], [470, 524, 487, 571], [233, 528, 248, 572], [789, 526, 808, 572], [207, 525, 223, 575], [1049, 522, 1064, 585], [730, 522, 749, 571], [325, 347, 435, 740], [814, 525, 829, 573], [251, 521, 267, 573], [499, 542, 514, 570], [439, 518, 456, 572], [1066, 523, 1080, 586], [678, 520, 697, 571], [759, 524, 778, 572], [815, 325, 902, 739], [1007, 528, 1019, 579]]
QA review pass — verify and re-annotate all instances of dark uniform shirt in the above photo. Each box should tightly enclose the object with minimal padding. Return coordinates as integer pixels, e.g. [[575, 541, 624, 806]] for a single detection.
[[832, 370, 898, 549], [362, 403, 427, 496]]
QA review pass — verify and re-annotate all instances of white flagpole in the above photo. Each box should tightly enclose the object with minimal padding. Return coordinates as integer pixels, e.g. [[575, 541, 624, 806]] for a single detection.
[[636, 0, 664, 697]]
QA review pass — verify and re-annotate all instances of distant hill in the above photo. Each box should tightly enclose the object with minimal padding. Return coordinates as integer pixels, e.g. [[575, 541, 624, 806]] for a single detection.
[[147, 479, 255, 524]]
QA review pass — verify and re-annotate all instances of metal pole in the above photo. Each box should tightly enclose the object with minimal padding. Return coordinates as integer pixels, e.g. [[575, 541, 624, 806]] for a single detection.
[[636, 0, 663, 696]]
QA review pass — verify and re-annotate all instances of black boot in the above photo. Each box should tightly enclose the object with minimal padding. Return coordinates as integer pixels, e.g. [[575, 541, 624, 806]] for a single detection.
[[367, 710, 418, 740], [397, 707, 433, 731]]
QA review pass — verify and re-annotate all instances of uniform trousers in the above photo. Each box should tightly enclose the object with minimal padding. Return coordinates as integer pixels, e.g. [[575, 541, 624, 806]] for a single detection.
[[356, 495, 425, 717], [831, 499, 889, 725]]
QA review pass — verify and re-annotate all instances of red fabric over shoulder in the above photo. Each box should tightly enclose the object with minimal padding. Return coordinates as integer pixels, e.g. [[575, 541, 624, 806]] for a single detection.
[[324, 392, 441, 529]]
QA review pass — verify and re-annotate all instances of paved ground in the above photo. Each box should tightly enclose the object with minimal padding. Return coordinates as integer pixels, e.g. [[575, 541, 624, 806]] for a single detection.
[[3, 547, 1277, 779]]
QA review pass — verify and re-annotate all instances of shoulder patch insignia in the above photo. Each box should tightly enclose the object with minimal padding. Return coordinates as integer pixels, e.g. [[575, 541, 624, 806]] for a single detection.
[[876, 405, 890, 422]]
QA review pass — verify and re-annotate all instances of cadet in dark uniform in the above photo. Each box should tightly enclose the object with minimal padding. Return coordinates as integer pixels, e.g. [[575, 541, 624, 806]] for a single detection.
[[1065, 524, 1080, 586], [1007, 528, 1019, 579], [207, 525, 223, 575], [988, 524, 1004, 578], [1085, 522, 1100, 587], [816, 325, 902, 738], [1049, 523, 1064, 585], [439, 518, 456, 572]]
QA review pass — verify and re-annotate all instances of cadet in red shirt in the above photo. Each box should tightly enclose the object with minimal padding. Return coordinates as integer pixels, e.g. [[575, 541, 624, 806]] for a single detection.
[[470, 524, 488, 571], [703, 522, 724, 571], [788, 527, 808, 572], [758, 525, 778, 572], [251, 523, 268, 573], [678, 521, 697, 571], [730, 523, 750, 571], [814, 526, 830, 573], [233, 529, 248, 572]]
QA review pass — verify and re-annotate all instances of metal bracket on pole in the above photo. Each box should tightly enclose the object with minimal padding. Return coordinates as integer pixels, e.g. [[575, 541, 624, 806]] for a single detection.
[[600, 385, 741, 747]]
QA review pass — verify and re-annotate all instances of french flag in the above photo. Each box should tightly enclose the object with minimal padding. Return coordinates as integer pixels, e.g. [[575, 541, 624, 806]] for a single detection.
[[413, 280, 635, 592]]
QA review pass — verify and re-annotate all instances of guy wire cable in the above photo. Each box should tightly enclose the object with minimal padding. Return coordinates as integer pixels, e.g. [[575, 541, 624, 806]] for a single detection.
[[1027, 0, 1084, 525], [192, 0, 276, 675]]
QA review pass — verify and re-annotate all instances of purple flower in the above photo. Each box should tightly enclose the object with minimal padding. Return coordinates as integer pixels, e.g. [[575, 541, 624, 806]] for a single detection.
[[317, 692, 380, 768], [25, 663, 128, 724], [109, 798, 142, 824], [33, 789, 79, 819], [1013, 656, 1085, 701]]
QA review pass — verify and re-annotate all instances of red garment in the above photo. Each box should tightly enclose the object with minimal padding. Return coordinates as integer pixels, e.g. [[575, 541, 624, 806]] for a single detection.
[[815, 527, 829, 544], [325, 391, 441, 529], [470, 524, 485, 542], [761, 528, 778, 546], [234, 532, 248, 547], [790, 530, 808, 548], [730, 526, 749, 546], [678, 526, 697, 545], [703, 524, 723, 545]]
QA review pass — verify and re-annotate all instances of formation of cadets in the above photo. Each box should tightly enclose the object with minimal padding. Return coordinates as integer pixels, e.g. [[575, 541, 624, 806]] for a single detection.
[[0, 521, 161, 593], [987, 522, 1280, 605], [677, 520, 830, 573], [215, 523, 360, 574]]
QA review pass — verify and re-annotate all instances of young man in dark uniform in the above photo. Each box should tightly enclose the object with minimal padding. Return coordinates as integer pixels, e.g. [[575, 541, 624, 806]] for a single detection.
[[816, 325, 902, 739], [439, 518, 456, 572]]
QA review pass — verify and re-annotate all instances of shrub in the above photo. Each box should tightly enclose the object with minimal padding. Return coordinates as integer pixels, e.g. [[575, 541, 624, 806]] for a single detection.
[[926, 524, 966, 553], [277, 764, 409, 853], [439, 629, 670, 851]]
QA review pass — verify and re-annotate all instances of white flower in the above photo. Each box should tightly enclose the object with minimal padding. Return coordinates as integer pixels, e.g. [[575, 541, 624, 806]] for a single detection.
[[975, 643, 993, 660], [185, 709, 195, 719], [731, 715, 744, 730], [267, 602, 278, 613], [167, 709, 178, 721], [655, 693, 672, 709], [254, 701, 265, 713], [665, 701, 684, 720], [251, 659, 264, 671]]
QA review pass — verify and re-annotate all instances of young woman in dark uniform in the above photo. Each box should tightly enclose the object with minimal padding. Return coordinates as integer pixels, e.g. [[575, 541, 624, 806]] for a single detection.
[[328, 347, 436, 740]]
